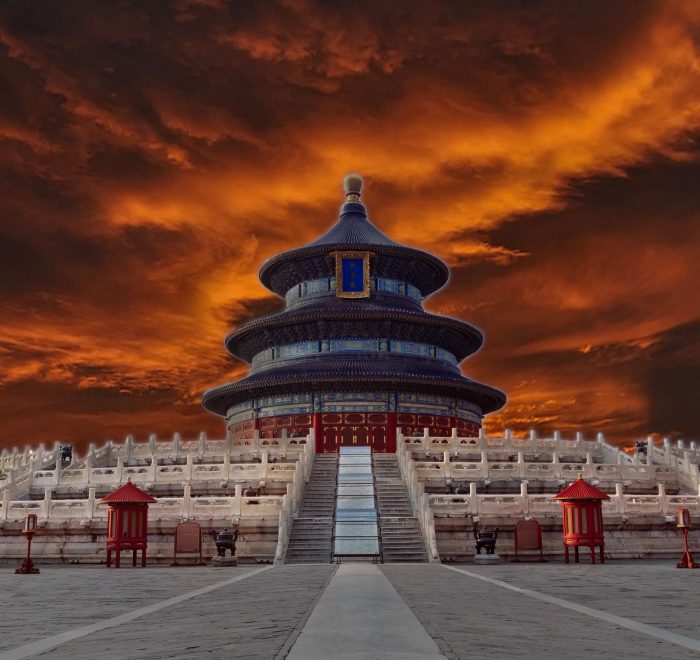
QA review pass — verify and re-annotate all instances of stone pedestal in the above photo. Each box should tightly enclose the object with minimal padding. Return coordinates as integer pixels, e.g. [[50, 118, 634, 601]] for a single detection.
[[211, 555, 238, 567], [473, 553, 501, 565]]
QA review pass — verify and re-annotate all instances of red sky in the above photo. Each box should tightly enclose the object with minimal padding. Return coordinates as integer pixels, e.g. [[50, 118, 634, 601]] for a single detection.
[[0, 0, 699, 451]]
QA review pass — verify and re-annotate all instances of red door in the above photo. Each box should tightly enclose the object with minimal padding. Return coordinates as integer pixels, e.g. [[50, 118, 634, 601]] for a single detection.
[[370, 425, 386, 452], [318, 413, 392, 452]]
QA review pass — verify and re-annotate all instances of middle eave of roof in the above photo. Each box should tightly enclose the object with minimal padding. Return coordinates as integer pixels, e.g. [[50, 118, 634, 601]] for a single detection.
[[225, 304, 484, 363]]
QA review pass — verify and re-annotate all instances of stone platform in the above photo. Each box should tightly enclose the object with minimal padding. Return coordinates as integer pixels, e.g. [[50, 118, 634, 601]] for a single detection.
[[0, 561, 698, 659]]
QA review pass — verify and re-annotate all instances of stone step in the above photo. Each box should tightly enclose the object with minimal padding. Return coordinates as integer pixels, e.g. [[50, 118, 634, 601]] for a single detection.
[[299, 512, 334, 517], [288, 533, 332, 539], [285, 557, 331, 564], [290, 523, 333, 529], [373, 456, 429, 563], [380, 512, 414, 517], [299, 513, 334, 517], [286, 454, 339, 564], [288, 541, 332, 547]]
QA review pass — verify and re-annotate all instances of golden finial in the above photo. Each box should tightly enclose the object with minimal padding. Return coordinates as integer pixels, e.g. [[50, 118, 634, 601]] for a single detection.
[[343, 173, 363, 202]]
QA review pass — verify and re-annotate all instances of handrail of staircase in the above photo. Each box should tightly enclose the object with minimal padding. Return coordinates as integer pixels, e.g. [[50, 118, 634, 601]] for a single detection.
[[396, 432, 440, 562], [274, 429, 315, 564]]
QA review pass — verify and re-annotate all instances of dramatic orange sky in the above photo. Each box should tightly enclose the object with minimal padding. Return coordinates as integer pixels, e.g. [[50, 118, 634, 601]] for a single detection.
[[1, 0, 699, 451]]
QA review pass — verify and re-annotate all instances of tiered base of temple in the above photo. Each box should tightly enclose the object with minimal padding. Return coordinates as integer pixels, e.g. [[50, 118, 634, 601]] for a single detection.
[[1, 428, 698, 564], [232, 412, 481, 453]]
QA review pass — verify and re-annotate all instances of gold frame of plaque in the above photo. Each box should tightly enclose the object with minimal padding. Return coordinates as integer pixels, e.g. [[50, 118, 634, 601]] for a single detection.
[[334, 251, 371, 299]]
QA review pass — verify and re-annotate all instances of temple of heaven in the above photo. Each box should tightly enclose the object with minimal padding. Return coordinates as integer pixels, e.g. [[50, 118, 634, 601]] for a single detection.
[[202, 174, 506, 453]]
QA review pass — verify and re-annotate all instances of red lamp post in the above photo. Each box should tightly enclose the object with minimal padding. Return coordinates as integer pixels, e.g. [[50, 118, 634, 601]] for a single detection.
[[676, 508, 697, 569], [100, 479, 157, 568], [15, 513, 40, 574], [554, 476, 610, 564]]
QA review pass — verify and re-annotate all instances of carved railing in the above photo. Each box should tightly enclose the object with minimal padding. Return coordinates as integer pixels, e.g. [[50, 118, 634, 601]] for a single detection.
[[274, 430, 315, 564], [400, 429, 610, 456], [396, 435, 439, 562], [0, 488, 287, 523], [427, 488, 700, 518], [409, 456, 689, 488]]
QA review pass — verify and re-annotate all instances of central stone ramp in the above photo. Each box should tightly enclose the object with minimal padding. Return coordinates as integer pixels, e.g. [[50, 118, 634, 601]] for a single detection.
[[333, 447, 381, 562], [373, 454, 429, 562], [285, 454, 338, 564]]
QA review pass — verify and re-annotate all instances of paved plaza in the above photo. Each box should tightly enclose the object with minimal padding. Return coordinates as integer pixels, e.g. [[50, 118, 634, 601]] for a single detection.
[[0, 561, 698, 659]]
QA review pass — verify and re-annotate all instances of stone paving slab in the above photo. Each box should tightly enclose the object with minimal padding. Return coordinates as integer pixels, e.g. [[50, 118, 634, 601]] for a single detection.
[[381, 563, 700, 660], [2, 561, 698, 660], [462, 560, 700, 641], [33, 565, 335, 659], [0, 566, 259, 652], [287, 564, 445, 659]]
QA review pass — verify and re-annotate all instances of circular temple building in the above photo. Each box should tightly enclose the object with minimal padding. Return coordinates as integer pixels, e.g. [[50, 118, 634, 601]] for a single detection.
[[203, 175, 506, 452]]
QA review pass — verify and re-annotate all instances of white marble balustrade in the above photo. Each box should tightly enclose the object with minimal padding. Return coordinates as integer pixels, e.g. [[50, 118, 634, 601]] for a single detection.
[[396, 435, 440, 562], [428, 485, 700, 518], [411, 456, 688, 486], [274, 431, 315, 564], [400, 428, 608, 456], [0, 486, 287, 523], [27, 455, 298, 490]]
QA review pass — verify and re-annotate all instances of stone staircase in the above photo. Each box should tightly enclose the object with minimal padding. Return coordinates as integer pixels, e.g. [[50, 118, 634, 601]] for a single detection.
[[285, 454, 338, 564], [373, 454, 429, 562]]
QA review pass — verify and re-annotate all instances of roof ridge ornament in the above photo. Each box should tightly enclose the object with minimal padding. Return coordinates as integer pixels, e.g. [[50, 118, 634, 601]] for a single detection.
[[343, 173, 363, 202]]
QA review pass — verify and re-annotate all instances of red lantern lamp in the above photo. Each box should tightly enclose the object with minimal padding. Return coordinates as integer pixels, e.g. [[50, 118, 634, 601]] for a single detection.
[[554, 476, 609, 564], [15, 513, 40, 574], [676, 508, 697, 569], [100, 479, 156, 568]]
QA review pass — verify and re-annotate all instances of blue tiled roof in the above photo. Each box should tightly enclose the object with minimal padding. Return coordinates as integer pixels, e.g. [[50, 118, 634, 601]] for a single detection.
[[306, 202, 400, 247], [225, 302, 484, 363], [258, 201, 449, 297], [202, 354, 506, 415]]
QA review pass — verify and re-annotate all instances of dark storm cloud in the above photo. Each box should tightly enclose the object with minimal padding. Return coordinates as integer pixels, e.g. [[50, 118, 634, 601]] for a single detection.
[[438, 157, 700, 440], [0, 0, 699, 449]]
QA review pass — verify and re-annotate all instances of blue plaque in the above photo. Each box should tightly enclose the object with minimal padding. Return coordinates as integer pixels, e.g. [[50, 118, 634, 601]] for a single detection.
[[335, 252, 370, 298], [342, 258, 363, 292]]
